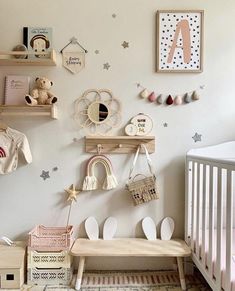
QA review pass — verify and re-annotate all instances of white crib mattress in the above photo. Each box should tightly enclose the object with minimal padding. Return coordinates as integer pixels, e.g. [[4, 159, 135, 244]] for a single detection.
[[187, 141, 235, 164]]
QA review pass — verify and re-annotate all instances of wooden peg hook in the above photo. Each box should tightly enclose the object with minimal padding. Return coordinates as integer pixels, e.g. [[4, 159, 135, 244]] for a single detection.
[[97, 144, 102, 154]]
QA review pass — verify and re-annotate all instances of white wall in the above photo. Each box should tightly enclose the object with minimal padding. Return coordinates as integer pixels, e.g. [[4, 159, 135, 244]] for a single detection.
[[0, 0, 235, 270]]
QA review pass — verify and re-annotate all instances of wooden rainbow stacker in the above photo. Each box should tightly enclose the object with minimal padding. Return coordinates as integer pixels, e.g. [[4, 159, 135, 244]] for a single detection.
[[71, 238, 191, 290]]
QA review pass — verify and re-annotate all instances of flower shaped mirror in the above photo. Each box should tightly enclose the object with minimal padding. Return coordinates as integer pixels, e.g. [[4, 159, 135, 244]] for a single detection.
[[75, 89, 121, 135]]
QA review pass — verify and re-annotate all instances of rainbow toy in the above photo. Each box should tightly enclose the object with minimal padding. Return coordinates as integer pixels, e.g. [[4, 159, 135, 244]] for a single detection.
[[82, 155, 118, 191], [0, 147, 6, 158]]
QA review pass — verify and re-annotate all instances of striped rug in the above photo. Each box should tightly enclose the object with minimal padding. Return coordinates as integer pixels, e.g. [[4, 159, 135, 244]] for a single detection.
[[21, 270, 211, 290]]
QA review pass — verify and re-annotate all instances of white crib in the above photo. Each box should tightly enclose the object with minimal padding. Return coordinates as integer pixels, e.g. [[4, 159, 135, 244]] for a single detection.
[[185, 142, 235, 291]]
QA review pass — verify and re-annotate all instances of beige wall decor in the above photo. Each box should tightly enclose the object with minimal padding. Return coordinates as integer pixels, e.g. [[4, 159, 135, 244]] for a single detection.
[[61, 37, 87, 74], [75, 89, 121, 135]]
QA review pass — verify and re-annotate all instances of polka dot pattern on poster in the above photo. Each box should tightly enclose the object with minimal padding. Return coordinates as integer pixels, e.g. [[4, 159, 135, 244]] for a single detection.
[[158, 12, 202, 71]]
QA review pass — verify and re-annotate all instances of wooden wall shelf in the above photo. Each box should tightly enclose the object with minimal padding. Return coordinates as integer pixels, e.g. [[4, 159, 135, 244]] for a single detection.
[[0, 50, 56, 66], [0, 105, 58, 119], [85, 136, 155, 154]]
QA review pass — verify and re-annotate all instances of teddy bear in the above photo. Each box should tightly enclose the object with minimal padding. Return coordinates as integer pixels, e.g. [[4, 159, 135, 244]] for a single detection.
[[25, 77, 57, 106]]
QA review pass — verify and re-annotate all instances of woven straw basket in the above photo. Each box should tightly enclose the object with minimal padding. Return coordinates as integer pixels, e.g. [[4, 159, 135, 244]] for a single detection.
[[126, 144, 159, 206], [127, 174, 159, 205]]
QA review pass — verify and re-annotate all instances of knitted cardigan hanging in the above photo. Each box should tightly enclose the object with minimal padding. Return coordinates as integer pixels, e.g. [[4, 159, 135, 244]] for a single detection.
[[82, 155, 118, 191]]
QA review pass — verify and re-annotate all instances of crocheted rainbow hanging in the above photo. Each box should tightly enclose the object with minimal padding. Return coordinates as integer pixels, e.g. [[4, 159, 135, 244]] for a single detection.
[[82, 155, 118, 191]]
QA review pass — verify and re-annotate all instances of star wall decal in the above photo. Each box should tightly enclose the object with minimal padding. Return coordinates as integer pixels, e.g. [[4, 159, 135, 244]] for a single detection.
[[192, 132, 202, 143], [65, 184, 81, 202], [95, 50, 100, 54], [122, 41, 129, 48], [163, 123, 168, 127], [40, 170, 50, 181], [112, 13, 117, 18], [103, 62, 111, 70], [52, 167, 58, 172]]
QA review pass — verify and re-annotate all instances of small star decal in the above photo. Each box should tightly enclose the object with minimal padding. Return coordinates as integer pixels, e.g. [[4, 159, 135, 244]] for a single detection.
[[200, 85, 205, 89], [103, 62, 111, 70], [163, 123, 168, 127], [40, 170, 50, 181], [136, 83, 141, 88], [52, 167, 58, 172], [122, 41, 129, 48], [192, 132, 202, 143], [65, 184, 81, 202], [112, 13, 117, 18], [95, 50, 100, 54], [73, 138, 78, 142]]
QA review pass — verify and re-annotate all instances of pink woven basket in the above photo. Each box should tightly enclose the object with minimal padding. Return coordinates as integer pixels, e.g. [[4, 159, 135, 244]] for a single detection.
[[28, 225, 74, 251]]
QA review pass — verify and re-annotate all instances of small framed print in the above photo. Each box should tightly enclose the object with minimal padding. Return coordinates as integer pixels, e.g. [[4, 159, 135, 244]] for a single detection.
[[156, 10, 204, 73]]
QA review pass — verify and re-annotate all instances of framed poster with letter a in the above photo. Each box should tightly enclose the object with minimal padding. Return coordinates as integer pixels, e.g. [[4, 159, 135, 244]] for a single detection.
[[156, 10, 204, 73]]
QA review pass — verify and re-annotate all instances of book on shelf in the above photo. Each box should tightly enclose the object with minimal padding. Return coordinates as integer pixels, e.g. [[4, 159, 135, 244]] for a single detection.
[[4, 75, 30, 105], [23, 27, 52, 59]]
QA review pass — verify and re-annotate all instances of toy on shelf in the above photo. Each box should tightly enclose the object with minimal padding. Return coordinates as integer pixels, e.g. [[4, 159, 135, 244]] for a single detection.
[[0, 241, 26, 289], [25, 77, 58, 106]]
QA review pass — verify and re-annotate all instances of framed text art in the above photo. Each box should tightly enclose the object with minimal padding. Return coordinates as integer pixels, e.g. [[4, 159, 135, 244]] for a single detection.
[[156, 10, 204, 73]]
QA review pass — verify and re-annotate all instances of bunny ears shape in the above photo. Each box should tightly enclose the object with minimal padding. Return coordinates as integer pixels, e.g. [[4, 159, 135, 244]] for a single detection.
[[82, 155, 118, 191]]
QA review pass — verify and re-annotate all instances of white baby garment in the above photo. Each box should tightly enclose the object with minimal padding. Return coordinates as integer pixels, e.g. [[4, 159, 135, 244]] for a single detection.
[[0, 127, 32, 174]]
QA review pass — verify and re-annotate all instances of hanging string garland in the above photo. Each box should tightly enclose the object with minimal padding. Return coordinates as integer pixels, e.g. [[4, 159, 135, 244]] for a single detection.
[[137, 84, 205, 106]]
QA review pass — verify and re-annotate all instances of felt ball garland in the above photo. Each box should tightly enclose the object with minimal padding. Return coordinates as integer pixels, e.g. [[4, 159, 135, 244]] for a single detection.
[[137, 83, 205, 106], [166, 95, 174, 105], [148, 92, 156, 102]]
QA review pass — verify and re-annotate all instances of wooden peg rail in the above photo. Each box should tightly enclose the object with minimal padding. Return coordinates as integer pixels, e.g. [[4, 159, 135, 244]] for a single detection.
[[85, 136, 155, 154]]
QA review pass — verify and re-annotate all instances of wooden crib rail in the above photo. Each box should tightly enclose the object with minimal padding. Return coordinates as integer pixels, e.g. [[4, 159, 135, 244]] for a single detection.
[[185, 158, 235, 291]]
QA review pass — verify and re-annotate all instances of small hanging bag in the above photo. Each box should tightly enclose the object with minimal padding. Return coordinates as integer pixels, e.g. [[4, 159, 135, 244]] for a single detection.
[[126, 144, 159, 206]]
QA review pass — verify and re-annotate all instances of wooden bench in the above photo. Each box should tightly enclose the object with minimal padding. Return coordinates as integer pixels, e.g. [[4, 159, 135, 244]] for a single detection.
[[70, 238, 191, 290]]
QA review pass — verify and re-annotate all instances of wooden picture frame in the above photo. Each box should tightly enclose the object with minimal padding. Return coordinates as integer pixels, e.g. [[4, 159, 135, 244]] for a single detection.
[[156, 10, 204, 73]]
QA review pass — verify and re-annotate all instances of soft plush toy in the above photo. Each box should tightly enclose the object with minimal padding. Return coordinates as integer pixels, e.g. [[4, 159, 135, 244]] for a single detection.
[[25, 77, 57, 106]]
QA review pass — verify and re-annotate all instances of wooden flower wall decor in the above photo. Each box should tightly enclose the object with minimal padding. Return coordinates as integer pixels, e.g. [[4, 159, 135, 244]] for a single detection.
[[74, 89, 121, 135]]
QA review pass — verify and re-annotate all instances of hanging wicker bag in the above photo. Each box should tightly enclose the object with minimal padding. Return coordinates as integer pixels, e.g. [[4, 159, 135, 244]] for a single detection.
[[126, 144, 159, 206]]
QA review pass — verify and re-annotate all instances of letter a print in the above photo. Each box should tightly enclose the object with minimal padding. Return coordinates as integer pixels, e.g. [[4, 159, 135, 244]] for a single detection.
[[167, 19, 191, 64]]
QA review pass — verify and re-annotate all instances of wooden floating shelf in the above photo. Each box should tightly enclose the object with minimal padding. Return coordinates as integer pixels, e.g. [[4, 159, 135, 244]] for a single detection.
[[0, 105, 58, 119], [85, 136, 155, 154], [0, 50, 56, 66]]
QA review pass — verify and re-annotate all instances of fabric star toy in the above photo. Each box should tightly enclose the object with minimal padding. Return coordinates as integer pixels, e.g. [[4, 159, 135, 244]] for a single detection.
[[65, 184, 80, 202]]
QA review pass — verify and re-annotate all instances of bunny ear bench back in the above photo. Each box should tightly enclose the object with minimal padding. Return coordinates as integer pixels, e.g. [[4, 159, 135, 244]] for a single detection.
[[70, 238, 191, 291]]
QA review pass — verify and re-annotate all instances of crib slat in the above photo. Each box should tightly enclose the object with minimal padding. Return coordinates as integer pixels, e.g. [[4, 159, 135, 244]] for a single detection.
[[196, 163, 201, 258], [201, 164, 207, 266], [208, 165, 215, 279], [215, 167, 222, 290], [225, 170, 233, 291], [191, 162, 196, 252], [185, 160, 191, 244]]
